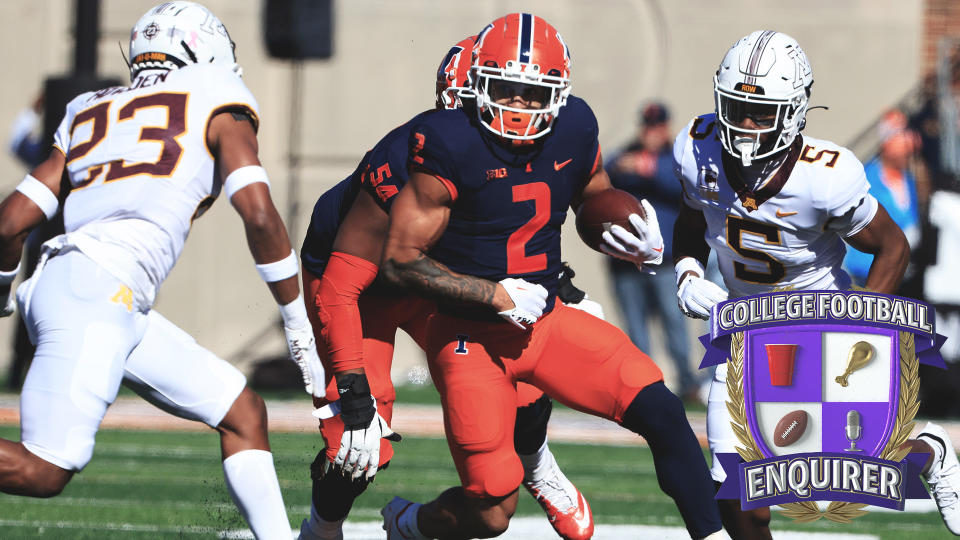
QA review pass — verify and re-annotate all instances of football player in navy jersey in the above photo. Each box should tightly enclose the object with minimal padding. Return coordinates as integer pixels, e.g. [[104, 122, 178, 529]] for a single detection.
[[297, 37, 599, 540], [379, 13, 724, 540]]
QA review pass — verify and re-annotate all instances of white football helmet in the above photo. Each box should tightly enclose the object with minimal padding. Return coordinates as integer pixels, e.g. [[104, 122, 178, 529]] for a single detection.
[[128, 1, 240, 81], [714, 30, 813, 165]]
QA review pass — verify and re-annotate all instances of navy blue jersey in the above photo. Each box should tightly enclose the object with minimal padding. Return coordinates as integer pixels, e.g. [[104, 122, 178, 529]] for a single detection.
[[409, 96, 601, 310], [300, 110, 435, 276]]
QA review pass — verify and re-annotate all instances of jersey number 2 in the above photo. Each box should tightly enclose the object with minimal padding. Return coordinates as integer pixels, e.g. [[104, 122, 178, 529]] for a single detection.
[[507, 182, 550, 274]]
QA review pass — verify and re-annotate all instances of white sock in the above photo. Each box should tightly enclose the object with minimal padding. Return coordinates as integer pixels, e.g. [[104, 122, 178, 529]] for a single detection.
[[518, 438, 551, 483], [222, 449, 290, 540], [302, 501, 344, 540], [397, 502, 427, 539]]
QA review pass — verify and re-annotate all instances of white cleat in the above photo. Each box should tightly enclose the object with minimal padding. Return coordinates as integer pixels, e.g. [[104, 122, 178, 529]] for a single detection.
[[918, 422, 960, 535], [523, 454, 594, 540]]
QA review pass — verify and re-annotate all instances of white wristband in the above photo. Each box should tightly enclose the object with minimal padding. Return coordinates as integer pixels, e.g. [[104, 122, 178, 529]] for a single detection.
[[256, 249, 298, 283], [674, 257, 705, 287], [0, 263, 20, 285], [224, 165, 270, 200], [16, 174, 59, 219], [279, 294, 309, 329]]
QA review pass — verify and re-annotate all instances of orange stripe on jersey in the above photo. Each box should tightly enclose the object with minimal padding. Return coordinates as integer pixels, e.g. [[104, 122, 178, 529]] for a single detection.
[[434, 174, 459, 202], [590, 143, 602, 176]]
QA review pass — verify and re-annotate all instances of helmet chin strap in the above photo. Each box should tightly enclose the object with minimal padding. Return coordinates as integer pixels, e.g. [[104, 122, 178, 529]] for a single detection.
[[733, 137, 759, 166]]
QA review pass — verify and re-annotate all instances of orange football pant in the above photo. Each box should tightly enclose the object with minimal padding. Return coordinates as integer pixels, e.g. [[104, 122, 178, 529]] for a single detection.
[[303, 271, 544, 468], [426, 301, 664, 498]]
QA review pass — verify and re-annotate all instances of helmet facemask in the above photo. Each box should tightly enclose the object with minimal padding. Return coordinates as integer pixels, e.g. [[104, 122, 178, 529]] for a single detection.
[[472, 62, 569, 141], [714, 77, 809, 166]]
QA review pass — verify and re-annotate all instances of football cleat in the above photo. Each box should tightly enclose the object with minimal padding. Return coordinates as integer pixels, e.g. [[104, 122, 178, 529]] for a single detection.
[[918, 422, 960, 535], [381, 496, 428, 540], [523, 459, 594, 540]]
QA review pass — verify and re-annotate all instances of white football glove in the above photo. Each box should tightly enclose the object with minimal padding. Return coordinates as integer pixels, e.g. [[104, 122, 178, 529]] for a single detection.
[[497, 277, 548, 329], [0, 287, 14, 318], [284, 324, 326, 398], [599, 200, 665, 269], [335, 403, 398, 481], [677, 273, 728, 320], [564, 294, 605, 320]]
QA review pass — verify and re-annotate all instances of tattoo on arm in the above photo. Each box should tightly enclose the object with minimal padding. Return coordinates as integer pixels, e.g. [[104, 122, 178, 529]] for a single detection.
[[230, 111, 253, 124], [383, 253, 496, 308]]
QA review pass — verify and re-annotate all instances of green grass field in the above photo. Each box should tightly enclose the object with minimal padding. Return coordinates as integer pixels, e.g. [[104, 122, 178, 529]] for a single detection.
[[0, 426, 948, 539]]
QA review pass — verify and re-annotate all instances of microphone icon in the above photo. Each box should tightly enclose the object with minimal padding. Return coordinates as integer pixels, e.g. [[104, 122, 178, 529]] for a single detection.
[[844, 409, 863, 452]]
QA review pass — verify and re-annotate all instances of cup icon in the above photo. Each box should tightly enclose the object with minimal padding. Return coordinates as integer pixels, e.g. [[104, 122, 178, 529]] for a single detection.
[[765, 344, 798, 386]]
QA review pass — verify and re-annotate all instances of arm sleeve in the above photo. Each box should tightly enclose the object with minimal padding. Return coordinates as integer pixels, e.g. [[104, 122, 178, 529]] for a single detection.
[[314, 251, 378, 373]]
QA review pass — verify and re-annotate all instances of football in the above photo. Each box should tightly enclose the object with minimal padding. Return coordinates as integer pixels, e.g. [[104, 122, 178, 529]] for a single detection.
[[773, 410, 808, 447], [575, 189, 645, 253]]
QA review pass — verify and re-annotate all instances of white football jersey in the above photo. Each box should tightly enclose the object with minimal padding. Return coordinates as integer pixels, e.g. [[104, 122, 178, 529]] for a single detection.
[[674, 113, 878, 297], [51, 64, 259, 308]]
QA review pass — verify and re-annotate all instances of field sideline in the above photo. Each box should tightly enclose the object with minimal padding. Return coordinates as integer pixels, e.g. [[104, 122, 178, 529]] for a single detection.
[[0, 394, 953, 539]]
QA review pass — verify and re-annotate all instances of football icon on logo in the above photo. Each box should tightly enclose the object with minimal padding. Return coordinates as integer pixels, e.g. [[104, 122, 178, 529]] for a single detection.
[[774, 410, 808, 447]]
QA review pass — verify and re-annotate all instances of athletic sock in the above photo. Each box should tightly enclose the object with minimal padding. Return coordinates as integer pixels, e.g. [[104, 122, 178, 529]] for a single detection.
[[397, 501, 427, 539], [518, 438, 551, 483], [222, 449, 290, 540], [301, 501, 345, 540]]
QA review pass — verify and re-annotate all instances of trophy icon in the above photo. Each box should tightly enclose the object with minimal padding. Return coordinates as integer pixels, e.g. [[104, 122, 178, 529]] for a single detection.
[[844, 409, 863, 452], [835, 341, 874, 387]]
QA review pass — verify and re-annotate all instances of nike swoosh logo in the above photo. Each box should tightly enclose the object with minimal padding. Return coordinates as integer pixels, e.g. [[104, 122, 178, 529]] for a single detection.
[[776, 210, 798, 218], [554, 158, 573, 171], [571, 492, 593, 531], [652, 247, 664, 253]]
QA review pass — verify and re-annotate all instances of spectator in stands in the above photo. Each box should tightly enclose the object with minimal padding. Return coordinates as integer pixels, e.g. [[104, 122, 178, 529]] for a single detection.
[[844, 109, 923, 289], [606, 102, 701, 402]]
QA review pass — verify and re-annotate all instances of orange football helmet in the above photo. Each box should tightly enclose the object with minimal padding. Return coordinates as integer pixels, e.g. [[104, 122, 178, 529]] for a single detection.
[[471, 13, 572, 141], [436, 35, 477, 110]]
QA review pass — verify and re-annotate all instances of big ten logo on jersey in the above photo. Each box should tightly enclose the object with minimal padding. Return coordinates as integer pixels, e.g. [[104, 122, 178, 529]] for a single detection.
[[486, 167, 508, 181], [697, 166, 719, 200], [364, 162, 398, 203]]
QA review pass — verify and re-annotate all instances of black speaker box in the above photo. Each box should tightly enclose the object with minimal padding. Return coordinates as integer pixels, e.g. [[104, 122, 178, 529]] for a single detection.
[[263, 0, 334, 60]]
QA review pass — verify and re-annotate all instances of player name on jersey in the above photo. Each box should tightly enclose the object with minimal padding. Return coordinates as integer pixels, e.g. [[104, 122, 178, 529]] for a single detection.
[[716, 291, 933, 334]]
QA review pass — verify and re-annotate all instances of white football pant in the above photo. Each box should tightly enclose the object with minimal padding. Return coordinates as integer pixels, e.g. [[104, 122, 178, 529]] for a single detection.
[[17, 250, 245, 470]]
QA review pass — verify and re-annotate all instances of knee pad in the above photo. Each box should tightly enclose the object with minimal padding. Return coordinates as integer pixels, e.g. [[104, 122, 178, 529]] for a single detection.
[[514, 394, 552, 455]]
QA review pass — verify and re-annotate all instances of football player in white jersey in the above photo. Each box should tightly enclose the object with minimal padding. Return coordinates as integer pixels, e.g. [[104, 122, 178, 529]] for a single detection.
[[673, 30, 960, 538], [0, 3, 326, 539]]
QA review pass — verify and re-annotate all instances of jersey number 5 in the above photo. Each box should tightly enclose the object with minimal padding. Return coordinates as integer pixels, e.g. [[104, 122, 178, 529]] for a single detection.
[[507, 182, 550, 274], [726, 216, 786, 284], [67, 92, 188, 188]]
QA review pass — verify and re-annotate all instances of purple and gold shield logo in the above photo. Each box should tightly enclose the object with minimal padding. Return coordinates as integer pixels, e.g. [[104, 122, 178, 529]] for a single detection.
[[704, 291, 948, 522]]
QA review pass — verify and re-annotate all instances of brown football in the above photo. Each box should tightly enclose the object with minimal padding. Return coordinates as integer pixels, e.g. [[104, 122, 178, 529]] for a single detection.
[[575, 189, 645, 253], [774, 410, 808, 447]]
